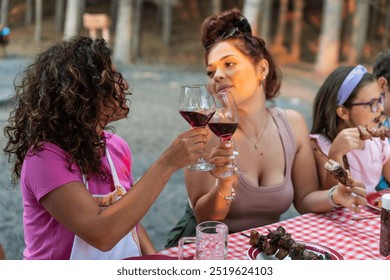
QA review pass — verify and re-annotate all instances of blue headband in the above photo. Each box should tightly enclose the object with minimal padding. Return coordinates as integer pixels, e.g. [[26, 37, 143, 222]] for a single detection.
[[337, 65, 367, 105]]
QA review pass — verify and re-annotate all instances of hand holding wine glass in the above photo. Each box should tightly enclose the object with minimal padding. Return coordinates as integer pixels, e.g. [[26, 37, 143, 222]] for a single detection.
[[208, 90, 243, 177], [178, 84, 216, 171]]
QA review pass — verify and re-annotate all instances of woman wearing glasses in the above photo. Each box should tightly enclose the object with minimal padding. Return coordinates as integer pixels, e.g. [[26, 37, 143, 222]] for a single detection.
[[311, 65, 390, 194]]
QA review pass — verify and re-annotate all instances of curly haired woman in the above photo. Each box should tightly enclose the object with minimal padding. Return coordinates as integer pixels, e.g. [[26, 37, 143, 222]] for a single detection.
[[3, 36, 209, 260]]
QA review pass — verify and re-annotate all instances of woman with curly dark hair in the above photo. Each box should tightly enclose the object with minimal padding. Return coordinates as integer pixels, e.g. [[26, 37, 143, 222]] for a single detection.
[[3, 36, 209, 260], [166, 9, 368, 247]]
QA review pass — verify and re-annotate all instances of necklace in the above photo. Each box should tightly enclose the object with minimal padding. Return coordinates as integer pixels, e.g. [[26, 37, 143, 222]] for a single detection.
[[240, 111, 269, 150]]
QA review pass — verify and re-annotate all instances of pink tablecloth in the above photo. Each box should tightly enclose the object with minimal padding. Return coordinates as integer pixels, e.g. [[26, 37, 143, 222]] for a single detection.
[[158, 207, 382, 260]]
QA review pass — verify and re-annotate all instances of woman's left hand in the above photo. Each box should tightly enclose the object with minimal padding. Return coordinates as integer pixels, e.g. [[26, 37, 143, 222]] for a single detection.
[[332, 179, 367, 213]]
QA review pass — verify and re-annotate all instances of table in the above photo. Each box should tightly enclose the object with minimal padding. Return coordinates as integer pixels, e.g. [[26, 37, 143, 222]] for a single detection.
[[158, 206, 383, 260]]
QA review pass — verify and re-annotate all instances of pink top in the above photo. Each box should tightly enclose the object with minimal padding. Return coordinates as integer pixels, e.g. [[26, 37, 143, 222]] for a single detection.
[[310, 133, 390, 194], [223, 107, 296, 232], [21, 132, 133, 259]]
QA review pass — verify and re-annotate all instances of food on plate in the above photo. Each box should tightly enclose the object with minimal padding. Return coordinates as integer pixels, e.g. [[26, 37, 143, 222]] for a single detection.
[[249, 226, 331, 260], [374, 196, 383, 209], [324, 159, 354, 187], [357, 125, 390, 141]]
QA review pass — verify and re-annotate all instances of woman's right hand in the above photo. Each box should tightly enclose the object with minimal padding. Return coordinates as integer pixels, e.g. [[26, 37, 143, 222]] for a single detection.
[[160, 128, 209, 170], [208, 140, 236, 180]]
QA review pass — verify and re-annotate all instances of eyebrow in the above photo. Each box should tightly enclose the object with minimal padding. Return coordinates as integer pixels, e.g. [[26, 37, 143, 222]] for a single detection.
[[207, 54, 238, 67]]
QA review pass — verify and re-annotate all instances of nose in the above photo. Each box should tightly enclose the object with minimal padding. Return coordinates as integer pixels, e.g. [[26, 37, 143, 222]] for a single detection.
[[213, 67, 225, 81]]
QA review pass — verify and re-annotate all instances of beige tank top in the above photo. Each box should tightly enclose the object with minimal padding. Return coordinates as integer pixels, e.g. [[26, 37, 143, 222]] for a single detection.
[[223, 107, 296, 232]]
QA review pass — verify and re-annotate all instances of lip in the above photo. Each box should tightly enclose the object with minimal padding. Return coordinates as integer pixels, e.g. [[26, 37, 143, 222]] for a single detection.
[[216, 85, 232, 93]]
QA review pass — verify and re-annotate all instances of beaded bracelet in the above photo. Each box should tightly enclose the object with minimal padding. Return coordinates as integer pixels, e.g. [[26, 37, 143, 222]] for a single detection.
[[328, 185, 341, 208], [215, 179, 236, 205]]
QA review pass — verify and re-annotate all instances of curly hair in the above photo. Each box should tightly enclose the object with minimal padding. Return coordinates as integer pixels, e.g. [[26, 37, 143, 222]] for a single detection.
[[200, 8, 282, 100], [3, 36, 130, 184]]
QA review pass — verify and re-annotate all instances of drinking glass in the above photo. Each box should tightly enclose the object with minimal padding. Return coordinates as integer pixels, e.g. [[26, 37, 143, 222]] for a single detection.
[[178, 221, 228, 260], [208, 90, 243, 176], [178, 84, 216, 171]]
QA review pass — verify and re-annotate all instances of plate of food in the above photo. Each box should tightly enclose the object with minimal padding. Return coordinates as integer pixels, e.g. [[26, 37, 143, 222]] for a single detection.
[[247, 241, 343, 260], [247, 226, 343, 260], [367, 190, 390, 211]]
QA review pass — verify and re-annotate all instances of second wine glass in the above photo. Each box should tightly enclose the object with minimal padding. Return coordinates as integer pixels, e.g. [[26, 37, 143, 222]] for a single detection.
[[208, 90, 241, 177], [179, 84, 216, 171]]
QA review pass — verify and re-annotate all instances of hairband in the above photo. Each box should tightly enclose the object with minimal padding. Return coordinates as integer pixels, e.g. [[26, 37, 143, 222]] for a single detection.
[[337, 65, 367, 105], [205, 16, 252, 50]]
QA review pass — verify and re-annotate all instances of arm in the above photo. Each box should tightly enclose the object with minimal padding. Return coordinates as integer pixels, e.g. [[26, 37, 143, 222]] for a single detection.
[[41, 128, 209, 251], [287, 110, 366, 214], [137, 223, 156, 255], [185, 132, 237, 223], [324, 127, 364, 190]]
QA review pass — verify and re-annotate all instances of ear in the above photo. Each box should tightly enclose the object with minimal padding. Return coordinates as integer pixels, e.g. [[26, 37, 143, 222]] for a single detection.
[[256, 59, 269, 81], [377, 77, 389, 92], [336, 105, 350, 121]]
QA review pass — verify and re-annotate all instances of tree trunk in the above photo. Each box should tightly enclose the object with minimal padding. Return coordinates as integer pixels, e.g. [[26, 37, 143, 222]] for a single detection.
[[315, 0, 344, 76], [291, 0, 304, 62], [55, 0, 65, 32], [260, 0, 271, 42], [34, 0, 42, 43], [63, 0, 80, 39], [347, 0, 370, 64], [211, 0, 222, 15], [242, 0, 262, 36], [132, 0, 142, 58], [383, 0, 390, 49], [25, 0, 33, 25], [0, 0, 9, 26], [273, 0, 288, 54], [162, 1, 172, 46], [113, 0, 132, 65]]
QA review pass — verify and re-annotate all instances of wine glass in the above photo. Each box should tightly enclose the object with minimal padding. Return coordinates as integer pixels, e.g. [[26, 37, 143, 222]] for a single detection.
[[208, 90, 243, 177], [178, 84, 216, 171]]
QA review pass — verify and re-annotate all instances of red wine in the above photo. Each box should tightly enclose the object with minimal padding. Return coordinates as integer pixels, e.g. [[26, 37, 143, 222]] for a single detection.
[[179, 111, 215, 128], [208, 122, 238, 141]]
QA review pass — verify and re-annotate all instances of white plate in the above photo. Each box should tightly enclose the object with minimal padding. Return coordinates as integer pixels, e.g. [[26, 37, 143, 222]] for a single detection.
[[247, 241, 343, 260]]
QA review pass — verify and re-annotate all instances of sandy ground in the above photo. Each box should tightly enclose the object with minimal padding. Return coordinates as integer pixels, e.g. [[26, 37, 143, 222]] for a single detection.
[[0, 55, 322, 259]]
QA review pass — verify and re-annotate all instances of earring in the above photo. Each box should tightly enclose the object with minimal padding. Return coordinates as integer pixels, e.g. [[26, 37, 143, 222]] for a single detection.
[[261, 76, 266, 85]]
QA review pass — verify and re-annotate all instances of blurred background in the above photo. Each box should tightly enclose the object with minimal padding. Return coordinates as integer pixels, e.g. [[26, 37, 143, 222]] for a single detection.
[[0, 0, 389, 259]]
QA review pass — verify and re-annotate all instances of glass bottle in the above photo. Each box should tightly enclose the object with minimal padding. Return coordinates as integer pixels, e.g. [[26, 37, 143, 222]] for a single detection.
[[380, 194, 390, 257]]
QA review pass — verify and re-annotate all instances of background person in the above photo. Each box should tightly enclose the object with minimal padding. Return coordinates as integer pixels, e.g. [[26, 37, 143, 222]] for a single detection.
[[373, 50, 390, 191], [310, 65, 390, 194]]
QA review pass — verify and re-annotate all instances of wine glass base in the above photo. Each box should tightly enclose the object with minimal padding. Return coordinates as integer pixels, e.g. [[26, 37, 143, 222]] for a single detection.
[[188, 163, 215, 172]]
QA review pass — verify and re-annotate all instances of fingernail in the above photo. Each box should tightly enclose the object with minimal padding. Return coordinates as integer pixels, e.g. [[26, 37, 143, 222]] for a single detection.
[[229, 155, 236, 159], [351, 203, 356, 208], [225, 143, 232, 148], [351, 192, 357, 197], [233, 151, 239, 156]]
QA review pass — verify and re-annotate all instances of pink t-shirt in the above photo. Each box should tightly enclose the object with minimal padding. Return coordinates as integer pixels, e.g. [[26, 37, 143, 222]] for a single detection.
[[21, 132, 133, 260], [310, 133, 390, 194]]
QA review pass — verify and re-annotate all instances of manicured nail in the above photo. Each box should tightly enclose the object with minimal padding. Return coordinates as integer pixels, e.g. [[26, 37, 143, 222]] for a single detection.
[[233, 151, 239, 156], [229, 155, 236, 159], [351, 192, 357, 197], [351, 203, 356, 208], [225, 143, 232, 148]]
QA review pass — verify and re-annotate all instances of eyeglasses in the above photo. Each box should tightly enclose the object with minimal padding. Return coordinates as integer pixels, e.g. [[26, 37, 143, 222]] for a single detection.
[[348, 93, 385, 113]]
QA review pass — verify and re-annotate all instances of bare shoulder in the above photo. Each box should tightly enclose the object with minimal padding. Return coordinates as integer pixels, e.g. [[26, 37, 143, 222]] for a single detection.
[[284, 109, 308, 133]]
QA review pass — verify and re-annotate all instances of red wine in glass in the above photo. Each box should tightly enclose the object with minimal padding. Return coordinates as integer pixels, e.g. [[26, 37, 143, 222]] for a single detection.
[[208, 122, 238, 142], [209, 90, 244, 176], [179, 111, 215, 128], [178, 84, 216, 171]]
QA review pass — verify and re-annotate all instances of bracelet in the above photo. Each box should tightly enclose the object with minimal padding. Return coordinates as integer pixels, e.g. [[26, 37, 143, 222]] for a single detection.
[[328, 186, 341, 208], [215, 179, 236, 204]]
